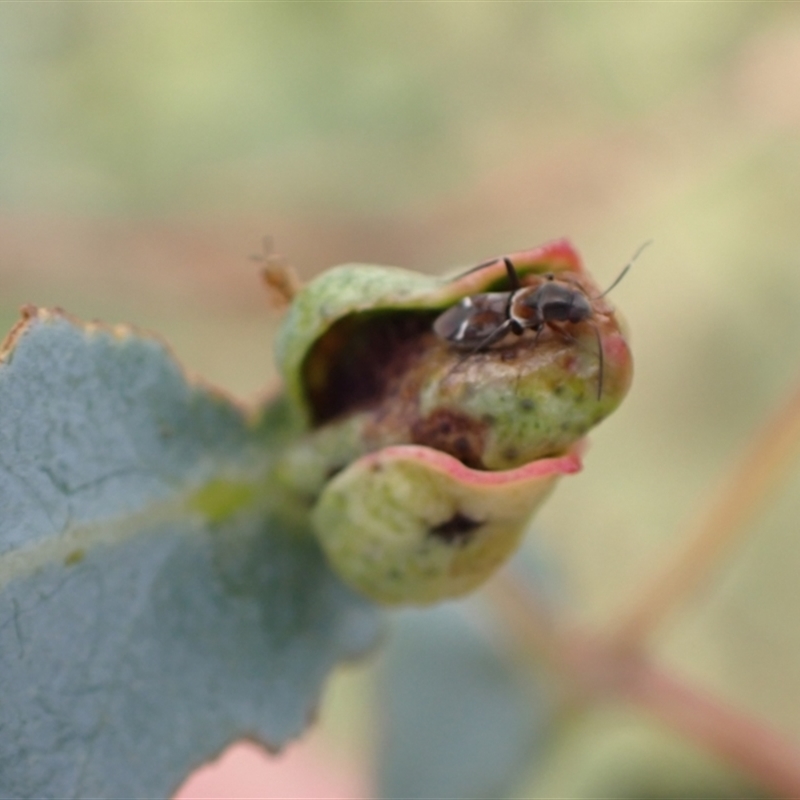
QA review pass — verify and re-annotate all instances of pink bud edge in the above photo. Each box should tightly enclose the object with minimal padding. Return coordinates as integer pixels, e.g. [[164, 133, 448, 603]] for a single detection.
[[357, 439, 585, 487]]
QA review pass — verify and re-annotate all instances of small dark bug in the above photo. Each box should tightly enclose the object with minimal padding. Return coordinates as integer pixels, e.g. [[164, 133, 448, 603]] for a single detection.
[[434, 244, 648, 399]]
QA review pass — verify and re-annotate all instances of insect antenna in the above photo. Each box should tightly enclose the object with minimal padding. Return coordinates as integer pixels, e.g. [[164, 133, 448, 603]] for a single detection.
[[596, 239, 652, 299]]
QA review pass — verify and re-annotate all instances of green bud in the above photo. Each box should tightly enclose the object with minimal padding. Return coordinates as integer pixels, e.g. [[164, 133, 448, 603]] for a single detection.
[[312, 444, 582, 604], [272, 240, 632, 604]]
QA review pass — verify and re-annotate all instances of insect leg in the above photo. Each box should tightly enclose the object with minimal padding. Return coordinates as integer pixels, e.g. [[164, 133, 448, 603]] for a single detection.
[[503, 258, 521, 292], [472, 318, 514, 352], [591, 323, 604, 400], [441, 319, 514, 383], [449, 257, 503, 281], [545, 321, 604, 400]]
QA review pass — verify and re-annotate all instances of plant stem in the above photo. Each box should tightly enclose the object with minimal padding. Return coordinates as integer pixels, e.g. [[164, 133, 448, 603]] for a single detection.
[[490, 571, 800, 798], [612, 377, 800, 651], [620, 658, 800, 798], [485, 377, 800, 793]]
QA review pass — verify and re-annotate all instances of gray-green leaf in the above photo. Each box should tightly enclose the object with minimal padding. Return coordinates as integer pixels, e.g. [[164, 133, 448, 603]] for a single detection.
[[377, 600, 550, 800], [0, 309, 379, 800]]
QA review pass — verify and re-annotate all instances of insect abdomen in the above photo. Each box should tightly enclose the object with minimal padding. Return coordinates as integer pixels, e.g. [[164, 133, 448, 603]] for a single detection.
[[433, 293, 510, 349]]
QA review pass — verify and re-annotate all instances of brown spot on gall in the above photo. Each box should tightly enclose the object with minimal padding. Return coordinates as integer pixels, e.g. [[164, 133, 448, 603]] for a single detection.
[[410, 408, 487, 468]]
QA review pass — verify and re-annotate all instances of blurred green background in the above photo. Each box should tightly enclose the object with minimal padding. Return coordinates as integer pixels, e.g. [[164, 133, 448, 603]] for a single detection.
[[4, 2, 800, 796]]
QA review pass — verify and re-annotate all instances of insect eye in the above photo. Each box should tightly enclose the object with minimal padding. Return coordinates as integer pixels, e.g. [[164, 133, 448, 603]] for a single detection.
[[543, 299, 574, 321]]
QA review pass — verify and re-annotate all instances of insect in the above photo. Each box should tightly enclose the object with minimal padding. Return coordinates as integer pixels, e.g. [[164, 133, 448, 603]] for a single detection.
[[433, 243, 649, 399]]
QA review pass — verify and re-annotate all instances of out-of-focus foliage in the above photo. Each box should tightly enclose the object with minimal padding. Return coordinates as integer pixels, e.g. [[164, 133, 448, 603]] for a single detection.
[[3, 3, 800, 796], [377, 603, 550, 799], [525, 708, 767, 800]]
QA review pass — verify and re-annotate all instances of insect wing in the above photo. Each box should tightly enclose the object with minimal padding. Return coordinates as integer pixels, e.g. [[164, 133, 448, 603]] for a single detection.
[[433, 292, 510, 349]]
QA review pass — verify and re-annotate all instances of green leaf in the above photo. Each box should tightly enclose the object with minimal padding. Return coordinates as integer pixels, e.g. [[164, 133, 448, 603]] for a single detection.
[[0, 309, 379, 800], [377, 600, 550, 799]]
